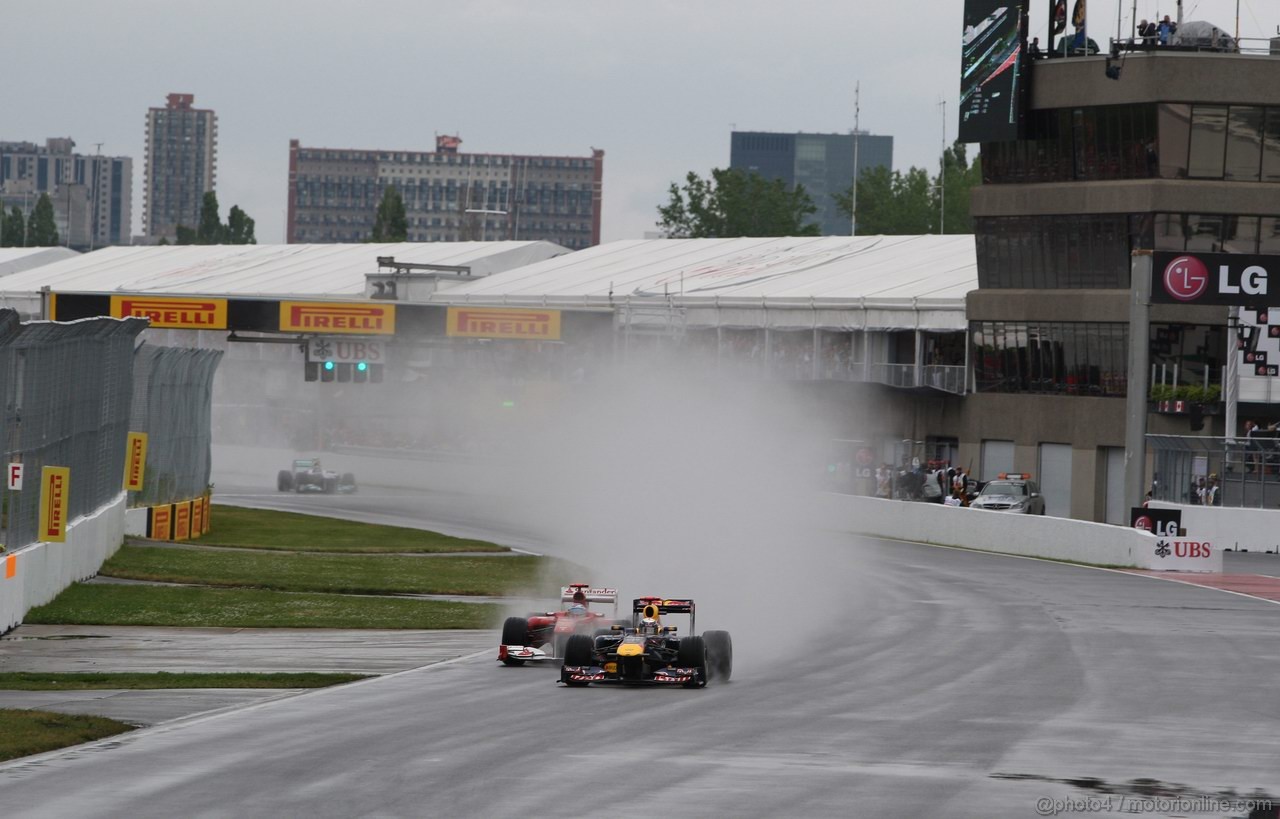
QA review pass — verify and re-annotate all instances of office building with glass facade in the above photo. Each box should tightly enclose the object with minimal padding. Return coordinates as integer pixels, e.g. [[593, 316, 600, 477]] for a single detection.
[[0, 138, 132, 249], [729, 131, 893, 236], [144, 93, 217, 242]]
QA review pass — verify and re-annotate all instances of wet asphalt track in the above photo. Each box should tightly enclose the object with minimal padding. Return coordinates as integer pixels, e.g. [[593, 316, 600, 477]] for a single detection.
[[2, 479, 1279, 818]]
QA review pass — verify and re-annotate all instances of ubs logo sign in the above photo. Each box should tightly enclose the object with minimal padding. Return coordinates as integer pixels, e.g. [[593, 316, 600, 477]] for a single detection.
[[1162, 256, 1209, 301]]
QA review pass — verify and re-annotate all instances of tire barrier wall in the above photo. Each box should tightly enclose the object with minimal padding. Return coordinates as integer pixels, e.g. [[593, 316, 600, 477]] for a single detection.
[[821, 495, 1222, 572], [0, 493, 126, 634], [124, 495, 212, 541], [130, 346, 223, 507]]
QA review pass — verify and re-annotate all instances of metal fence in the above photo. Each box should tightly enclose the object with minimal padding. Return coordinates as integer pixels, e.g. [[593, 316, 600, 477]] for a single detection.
[[129, 345, 223, 506], [0, 312, 146, 550], [1148, 433, 1280, 509]]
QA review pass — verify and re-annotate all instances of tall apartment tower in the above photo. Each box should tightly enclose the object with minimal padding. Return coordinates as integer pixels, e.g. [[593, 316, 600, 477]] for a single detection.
[[144, 93, 217, 241], [729, 131, 894, 236], [0, 138, 133, 249], [287, 136, 604, 249]]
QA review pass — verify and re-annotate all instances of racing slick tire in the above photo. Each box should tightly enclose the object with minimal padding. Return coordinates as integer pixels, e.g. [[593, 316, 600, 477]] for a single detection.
[[500, 617, 529, 666], [677, 635, 709, 689], [277, 470, 293, 492], [703, 630, 733, 682], [322, 477, 337, 494], [341, 473, 357, 493], [561, 634, 595, 687]]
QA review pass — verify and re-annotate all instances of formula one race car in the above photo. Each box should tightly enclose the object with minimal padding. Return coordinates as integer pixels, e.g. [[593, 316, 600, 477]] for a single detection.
[[559, 596, 732, 688], [276, 459, 357, 494], [498, 584, 621, 666]]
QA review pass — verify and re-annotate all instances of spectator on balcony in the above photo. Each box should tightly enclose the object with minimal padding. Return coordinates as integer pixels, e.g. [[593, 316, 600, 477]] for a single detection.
[[1158, 15, 1176, 45]]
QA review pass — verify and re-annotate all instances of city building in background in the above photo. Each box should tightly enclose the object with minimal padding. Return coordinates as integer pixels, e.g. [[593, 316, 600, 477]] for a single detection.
[[144, 93, 217, 242], [729, 130, 893, 236], [287, 135, 603, 250], [0, 138, 133, 249]]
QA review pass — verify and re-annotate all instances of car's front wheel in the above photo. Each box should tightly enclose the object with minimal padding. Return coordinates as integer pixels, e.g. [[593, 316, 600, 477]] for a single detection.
[[702, 630, 733, 682], [561, 634, 595, 687], [677, 635, 708, 689], [500, 616, 528, 666], [277, 470, 293, 492]]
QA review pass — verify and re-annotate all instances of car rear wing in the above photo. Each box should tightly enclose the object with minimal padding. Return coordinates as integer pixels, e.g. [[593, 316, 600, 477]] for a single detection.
[[633, 597, 696, 632], [560, 585, 618, 605]]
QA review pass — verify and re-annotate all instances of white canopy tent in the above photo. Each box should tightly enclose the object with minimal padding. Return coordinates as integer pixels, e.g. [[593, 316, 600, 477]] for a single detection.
[[430, 235, 977, 332]]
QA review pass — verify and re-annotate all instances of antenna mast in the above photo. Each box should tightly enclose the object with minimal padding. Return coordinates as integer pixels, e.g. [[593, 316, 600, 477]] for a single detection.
[[851, 81, 860, 237]]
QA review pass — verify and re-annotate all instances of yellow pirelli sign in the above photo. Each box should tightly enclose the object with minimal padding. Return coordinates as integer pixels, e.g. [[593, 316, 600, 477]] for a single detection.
[[110, 296, 228, 329], [124, 432, 148, 492], [446, 307, 561, 340], [39, 466, 70, 543], [280, 302, 396, 335]]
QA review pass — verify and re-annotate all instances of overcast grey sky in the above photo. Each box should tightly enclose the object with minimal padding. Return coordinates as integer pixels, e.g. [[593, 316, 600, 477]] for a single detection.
[[8, 0, 1273, 244]]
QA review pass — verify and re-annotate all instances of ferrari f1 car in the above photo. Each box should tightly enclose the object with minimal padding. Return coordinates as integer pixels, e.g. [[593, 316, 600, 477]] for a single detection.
[[498, 584, 621, 666], [559, 596, 732, 688], [276, 459, 357, 494]]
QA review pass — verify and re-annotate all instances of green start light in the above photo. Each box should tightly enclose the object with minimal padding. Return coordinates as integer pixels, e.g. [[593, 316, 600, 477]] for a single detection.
[[501, 400, 516, 408], [357, 361, 368, 372], [323, 360, 335, 371]]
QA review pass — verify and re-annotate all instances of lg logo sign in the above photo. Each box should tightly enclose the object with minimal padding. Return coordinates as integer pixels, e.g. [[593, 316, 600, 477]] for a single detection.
[[1160, 254, 1269, 303]]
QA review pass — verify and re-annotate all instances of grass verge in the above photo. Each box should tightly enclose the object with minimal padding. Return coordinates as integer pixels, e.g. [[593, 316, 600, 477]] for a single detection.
[[103, 545, 562, 597], [24, 584, 501, 629], [0, 672, 368, 690], [0, 709, 134, 763], [202, 505, 509, 553]]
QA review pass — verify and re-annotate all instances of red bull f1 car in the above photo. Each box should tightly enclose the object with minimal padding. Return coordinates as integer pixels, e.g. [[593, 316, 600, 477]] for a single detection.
[[559, 596, 733, 688], [498, 584, 621, 665]]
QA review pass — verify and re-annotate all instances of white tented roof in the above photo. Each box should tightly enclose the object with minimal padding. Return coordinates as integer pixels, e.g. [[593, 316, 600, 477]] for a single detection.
[[0, 242, 568, 300], [0, 247, 79, 277], [430, 235, 978, 331]]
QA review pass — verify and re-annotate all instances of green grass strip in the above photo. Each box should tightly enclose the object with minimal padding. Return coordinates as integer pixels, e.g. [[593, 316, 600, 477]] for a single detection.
[[0, 672, 368, 691], [201, 505, 509, 553], [0, 709, 134, 763], [24, 584, 501, 630], [102, 545, 560, 597]]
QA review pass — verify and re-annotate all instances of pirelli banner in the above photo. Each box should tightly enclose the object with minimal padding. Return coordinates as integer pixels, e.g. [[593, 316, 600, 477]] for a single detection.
[[446, 307, 561, 341], [145, 495, 212, 541], [280, 302, 396, 335], [110, 295, 228, 329], [39, 466, 70, 543]]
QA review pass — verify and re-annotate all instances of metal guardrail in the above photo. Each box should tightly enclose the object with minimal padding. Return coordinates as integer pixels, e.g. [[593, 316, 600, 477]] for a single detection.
[[1148, 433, 1280, 508], [923, 365, 966, 395], [871, 363, 916, 389]]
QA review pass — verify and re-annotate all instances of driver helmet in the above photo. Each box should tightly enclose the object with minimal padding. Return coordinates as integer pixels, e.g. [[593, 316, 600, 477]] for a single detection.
[[640, 617, 659, 633], [566, 603, 588, 617]]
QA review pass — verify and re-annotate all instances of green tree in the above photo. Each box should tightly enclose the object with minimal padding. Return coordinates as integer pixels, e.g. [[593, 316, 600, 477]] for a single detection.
[[834, 142, 982, 235], [1, 207, 24, 247], [27, 193, 59, 247], [657, 168, 819, 238], [174, 226, 198, 245], [371, 185, 408, 242], [226, 205, 256, 244], [197, 191, 225, 244]]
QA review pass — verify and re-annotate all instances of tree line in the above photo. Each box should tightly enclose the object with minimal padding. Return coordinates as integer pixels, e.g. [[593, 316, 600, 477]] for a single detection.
[[1, 193, 59, 247], [656, 142, 981, 238]]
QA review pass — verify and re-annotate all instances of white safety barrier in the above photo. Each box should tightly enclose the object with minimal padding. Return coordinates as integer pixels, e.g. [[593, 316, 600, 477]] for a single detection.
[[1148, 500, 1280, 554], [823, 495, 1222, 572], [0, 493, 127, 634]]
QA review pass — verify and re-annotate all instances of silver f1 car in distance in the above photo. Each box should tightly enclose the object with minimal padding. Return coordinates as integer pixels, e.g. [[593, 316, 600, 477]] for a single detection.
[[559, 596, 732, 688], [276, 459, 357, 494]]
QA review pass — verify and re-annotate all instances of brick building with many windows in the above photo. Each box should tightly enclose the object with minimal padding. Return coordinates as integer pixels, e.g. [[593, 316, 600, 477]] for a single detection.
[[144, 93, 218, 242], [287, 136, 603, 249]]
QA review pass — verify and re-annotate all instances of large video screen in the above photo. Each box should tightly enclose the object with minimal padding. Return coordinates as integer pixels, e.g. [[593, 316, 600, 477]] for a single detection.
[[959, 0, 1026, 143]]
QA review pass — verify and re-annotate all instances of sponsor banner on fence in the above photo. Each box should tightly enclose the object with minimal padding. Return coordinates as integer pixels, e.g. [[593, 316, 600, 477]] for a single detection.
[[110, 295, 228, 329], [174, 501, 191, 541], [1130, 506, 1182, 537], [124, 432, 148, 491], [39, 466, 70, 543], [446, 307, 561, 340], [191, 495, 204, 537], [150, 505, 172, 540], [280, 302, 395, 335]]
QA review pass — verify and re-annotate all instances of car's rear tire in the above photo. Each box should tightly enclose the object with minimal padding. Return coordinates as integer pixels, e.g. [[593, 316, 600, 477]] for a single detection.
[[561, 634, 595, 687], [703, 630, 733, 682], [277, 470, 293, 492], [500, 616, 528, 666], [677, 635, 708, 688]]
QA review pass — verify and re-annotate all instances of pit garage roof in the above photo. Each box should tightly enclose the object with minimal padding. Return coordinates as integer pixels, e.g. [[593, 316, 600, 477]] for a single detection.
[[429, 235, 978, 331], [0, 247, 79, 278], [0, 241, 567, 305]]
